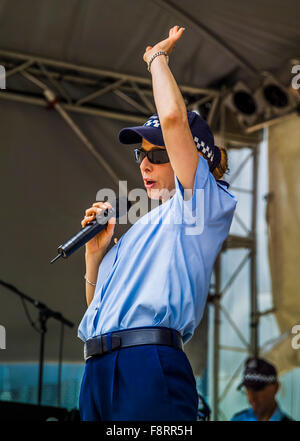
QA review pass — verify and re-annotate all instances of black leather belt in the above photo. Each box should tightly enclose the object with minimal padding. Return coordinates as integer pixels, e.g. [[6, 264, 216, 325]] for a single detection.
[[84, 327, 183, 361]]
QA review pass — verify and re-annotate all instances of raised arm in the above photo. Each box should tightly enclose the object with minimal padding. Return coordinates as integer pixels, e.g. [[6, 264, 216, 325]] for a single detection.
[[143, 26, 199, 196]]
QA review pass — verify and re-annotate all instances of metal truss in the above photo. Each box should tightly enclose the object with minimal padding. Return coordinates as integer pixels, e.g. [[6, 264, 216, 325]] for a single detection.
[[0, 49, 219, 193], [208, 137, 260, 420], [0, 49, 219, 122]]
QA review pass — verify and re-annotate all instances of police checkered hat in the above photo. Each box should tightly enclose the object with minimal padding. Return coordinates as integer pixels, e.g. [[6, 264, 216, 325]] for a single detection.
[[237, 357, 278, 391], [118, 111, 221, 173]]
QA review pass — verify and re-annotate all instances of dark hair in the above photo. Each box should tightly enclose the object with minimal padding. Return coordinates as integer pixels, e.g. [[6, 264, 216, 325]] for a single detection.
[[212, 147, 230, 180]]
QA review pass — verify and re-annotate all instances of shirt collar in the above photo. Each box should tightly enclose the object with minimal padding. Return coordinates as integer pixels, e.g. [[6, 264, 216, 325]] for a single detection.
[[269, 404, 284, 421], [216, 179, 230, 189], [249, 404, 284, 421]]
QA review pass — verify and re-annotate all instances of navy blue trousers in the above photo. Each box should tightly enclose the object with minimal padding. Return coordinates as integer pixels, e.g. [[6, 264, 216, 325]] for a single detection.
[[79, 343, 198, 421]]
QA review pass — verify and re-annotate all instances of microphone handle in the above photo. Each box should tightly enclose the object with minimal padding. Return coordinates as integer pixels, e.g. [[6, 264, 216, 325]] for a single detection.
[[50, 197, 131, 263], [57, 208, 113, 258]]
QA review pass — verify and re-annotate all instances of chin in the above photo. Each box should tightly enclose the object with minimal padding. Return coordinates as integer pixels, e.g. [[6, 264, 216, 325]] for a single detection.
[[147, 189, 160, 200], [149, 190, 173, 204]]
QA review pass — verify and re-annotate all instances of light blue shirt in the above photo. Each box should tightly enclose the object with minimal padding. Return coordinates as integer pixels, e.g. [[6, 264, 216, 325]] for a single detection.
[[78, 153, 237, 344], [231, 405, 288, 421]]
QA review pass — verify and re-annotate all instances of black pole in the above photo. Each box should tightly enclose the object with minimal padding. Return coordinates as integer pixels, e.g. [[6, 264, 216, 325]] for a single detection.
[[0, 279, 74, 407], [57, 322, 64, 407], [37, 310, 48, 406]]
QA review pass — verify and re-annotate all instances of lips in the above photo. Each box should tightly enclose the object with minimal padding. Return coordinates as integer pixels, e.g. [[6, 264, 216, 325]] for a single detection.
[[144, 178, 156, 189]]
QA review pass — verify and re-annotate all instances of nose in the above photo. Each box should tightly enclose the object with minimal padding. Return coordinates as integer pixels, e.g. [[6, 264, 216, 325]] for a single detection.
[[140, 155, 153, 173]]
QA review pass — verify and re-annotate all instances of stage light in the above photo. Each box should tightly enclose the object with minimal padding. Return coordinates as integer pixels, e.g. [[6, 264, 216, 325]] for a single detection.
[[233, 90, 257, 115], [223, 68, 300, 132], [254, 74, 296, 118], [263, 84, 289, 108], [223, 81, 261, 127]]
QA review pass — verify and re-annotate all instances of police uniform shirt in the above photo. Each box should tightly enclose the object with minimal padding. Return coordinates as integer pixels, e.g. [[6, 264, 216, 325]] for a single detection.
[[78, 153, 237, 344], [231, 405, 291, 421]]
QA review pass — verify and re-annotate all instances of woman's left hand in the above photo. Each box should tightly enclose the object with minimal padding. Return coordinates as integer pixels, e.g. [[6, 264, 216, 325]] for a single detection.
[[143, 25, 185, 65]]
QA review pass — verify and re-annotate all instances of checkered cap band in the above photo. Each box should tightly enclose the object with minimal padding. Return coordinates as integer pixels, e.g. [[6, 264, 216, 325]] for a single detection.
[[144, 116, 161, 128], [193, 136, 215, 163], [244, 373, 277, 383]]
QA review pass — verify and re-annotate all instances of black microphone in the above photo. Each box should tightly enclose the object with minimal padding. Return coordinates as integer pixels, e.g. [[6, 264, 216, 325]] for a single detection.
[[50, 196, 131, 264]]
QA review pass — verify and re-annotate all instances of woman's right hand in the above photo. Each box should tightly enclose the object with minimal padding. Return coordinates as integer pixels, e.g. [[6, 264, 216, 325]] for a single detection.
[[143, 25, 185, 65], [81, 201, 116, 256]]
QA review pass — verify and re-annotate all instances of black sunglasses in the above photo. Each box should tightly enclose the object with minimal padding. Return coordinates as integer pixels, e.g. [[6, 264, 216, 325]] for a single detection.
[[134, 147, 170, 165]]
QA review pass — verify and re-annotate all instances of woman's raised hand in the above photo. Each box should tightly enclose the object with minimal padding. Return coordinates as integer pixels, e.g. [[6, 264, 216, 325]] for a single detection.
[[143, 25, 185, 64]]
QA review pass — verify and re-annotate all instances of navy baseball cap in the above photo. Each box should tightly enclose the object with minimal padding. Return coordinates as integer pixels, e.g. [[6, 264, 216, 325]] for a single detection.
[[118, 111, 221, 172], [237, 357, 278, 391]]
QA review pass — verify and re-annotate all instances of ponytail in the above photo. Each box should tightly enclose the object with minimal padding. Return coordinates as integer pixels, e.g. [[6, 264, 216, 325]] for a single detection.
[[212, 146, 229, 180]]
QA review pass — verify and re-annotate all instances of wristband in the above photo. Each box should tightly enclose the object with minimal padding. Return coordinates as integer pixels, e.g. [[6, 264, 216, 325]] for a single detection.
[[84, 274, 97, 287], [147, 51, 169, 73]]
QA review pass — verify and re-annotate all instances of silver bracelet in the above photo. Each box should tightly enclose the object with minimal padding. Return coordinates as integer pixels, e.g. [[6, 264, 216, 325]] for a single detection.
[[147, 51, 169, 73], [84, 274, 97, 287]]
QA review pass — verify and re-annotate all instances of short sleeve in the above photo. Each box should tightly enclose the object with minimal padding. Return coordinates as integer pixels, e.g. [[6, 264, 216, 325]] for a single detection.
[[172, 153, 209, 224], [175, 153, 209, 198]]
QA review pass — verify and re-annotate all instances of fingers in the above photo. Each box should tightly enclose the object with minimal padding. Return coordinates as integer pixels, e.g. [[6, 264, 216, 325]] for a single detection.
[[81, 210, 99, 227], [81, 215, 94, 228], [92, 201, 112, 210], [177, 27, 185, 38], [108, 216, 116, 225], [81, 202, 112, 227], [169, 25, 178, 37], [107, 217, 116, 236], [169, 25, 185, 40], [144, 45, 153, 62]]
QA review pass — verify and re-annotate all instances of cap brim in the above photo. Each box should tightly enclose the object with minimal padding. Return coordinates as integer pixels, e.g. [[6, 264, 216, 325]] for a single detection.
[[118, 126, 165, 146], [237, 381, 267, 391]]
